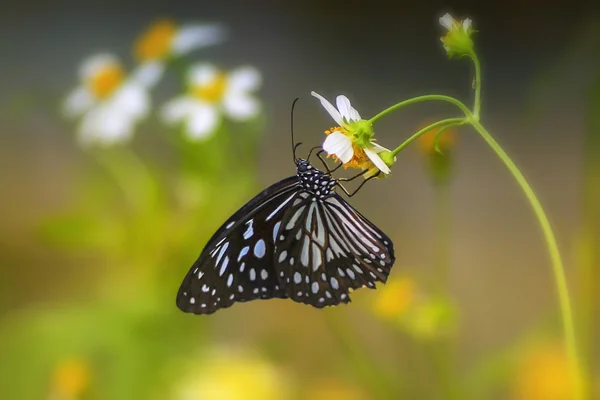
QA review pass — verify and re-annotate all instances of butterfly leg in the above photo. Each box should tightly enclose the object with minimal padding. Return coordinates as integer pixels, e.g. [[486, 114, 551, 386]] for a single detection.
[[306, 146, 322, 162], [336, 171, 381, 197], [316, 149, 343, 175]]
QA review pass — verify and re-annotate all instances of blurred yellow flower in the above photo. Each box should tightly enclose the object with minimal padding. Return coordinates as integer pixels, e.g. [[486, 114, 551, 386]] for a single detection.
[[513, 340, 587, 400], [371, 276, 457, 340], [48, 358, 91, 400], [372, 276, 416, 320], [305, 379, 370, 400], [403, 297, 457, 340], [416, 122, 457, 156], [63, 54, 151, 146], [162, 63, 262, 140], [133, 19, 225, 87], [175, 346, 291, 400], [416, 121, 458, 184]]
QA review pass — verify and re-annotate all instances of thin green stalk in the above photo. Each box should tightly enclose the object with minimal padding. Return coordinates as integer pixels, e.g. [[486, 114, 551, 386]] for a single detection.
[[434, 181, 452, 293], [470, 52, 482, 119], [469, 118, 582, 399], [391, 118, 466, 157], [323, 310, 400, 398], [369, 95, 471, 125], [90, 147, 158, 212]]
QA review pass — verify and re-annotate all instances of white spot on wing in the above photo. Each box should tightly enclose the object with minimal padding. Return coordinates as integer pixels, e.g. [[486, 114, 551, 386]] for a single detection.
[[254, 239, 266, 258], [243, 220, 254, 239], [238, 246, 250, 262]]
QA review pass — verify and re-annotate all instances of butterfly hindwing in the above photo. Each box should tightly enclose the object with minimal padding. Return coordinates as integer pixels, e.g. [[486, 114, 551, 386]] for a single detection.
[[274, 190, 395, 308], [176, 176, 301, 314]]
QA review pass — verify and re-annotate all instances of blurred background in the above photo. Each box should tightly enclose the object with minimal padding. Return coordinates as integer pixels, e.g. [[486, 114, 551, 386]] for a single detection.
[[1, 0, 599, 399]]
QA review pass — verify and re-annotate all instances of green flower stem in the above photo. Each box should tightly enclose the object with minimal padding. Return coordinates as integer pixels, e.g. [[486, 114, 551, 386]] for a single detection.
[[369, 96, 471, 126], [90, 147, 158, 212], [323, 310, 400, 397], [469, 118, 582, 399], [390, 118, 466, 157], [434, 181, 452, 294], [371, 91, 581, 397], [470, 52, 482, 119]]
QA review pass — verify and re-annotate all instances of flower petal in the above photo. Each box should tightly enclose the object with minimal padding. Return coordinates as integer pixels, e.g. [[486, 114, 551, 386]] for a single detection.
[[223, 93, 260, 120], [186, 103, 219, 140], [323, 131, 353, 163], [188, 63, 218, 86], [78, 106, 135, 146], [171, 24, 226, 56], [371, 142, 392, 153], [79, 53, 120, 80], [131, 62, 164, 88], [110, 83, 150, 119], [63, 86, 94, 118], [462, 18, 472, 32], [439, 13, 456, 31], [336, 95, 361, 122], [311, 91, 343, 126], [161, 96, 197, 124], [364, 146, 390, 174], [228, 66, 262, 92]]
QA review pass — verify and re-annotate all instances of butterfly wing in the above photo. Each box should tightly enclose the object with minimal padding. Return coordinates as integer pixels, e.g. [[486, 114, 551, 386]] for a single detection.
[[177, 176, 303, 314], [274, 191, 395, 308]]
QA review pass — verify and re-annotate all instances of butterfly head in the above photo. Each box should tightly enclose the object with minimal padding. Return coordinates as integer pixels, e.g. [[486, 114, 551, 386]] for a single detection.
[[296, 158, 336, 198]]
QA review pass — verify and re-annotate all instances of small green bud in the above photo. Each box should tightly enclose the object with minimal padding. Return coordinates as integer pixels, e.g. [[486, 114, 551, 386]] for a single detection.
[[379, 150, 396, 169], [439, 13, 475, 59]]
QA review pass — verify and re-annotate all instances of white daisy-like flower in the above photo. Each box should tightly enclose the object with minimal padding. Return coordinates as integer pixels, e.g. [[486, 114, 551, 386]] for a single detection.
[[62, 53, 151, 146], [311, 91, 392, 175], [161, 63, 261, 140], [134, 19, 226, 87]]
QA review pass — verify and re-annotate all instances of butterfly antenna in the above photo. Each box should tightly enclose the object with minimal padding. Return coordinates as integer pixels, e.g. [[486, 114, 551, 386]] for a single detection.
[[291, 98, 302, 162]]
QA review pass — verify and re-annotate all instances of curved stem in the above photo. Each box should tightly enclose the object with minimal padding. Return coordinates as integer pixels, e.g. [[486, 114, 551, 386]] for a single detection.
[[470, 52, 482, 119], [469, 118, 582, 399], [369, 95, 471, 125], [391, 118, 466, 157]]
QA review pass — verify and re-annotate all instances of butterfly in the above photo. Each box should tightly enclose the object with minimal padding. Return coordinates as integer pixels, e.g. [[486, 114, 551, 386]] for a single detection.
[[176, 101, 395, 315]]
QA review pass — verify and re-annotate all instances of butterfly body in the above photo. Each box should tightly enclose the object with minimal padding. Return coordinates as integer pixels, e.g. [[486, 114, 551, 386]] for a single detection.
[[177, 158, 395, 315]]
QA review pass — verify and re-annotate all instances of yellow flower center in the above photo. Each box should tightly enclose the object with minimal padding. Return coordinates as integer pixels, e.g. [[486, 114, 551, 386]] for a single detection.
[[86, 64, 124, 99], [373, 278, 416, 319], [135, 19, 177, 62], [192, 72, 228, 103], [51, 358, 91, 398], [324, 127, 370, 170]]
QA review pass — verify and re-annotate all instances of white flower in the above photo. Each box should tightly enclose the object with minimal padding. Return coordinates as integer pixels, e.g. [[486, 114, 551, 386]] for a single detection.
[[438, 13, 474, 57], [62, 53, 150, 146], [134, 20, 226, 88], [311, 91, 392, 174], [161, 64, 261, 140], [439, 13, 471, 33]]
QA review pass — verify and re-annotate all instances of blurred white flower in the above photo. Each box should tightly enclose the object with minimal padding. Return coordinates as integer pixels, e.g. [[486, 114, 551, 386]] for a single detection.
[[134, 19, 226, 87], [162, 64, 261, 140], [63, 54, 151, 146], [311, 91, 392, 175]]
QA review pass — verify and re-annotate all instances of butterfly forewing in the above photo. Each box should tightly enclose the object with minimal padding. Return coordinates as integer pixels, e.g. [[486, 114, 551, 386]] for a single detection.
[[177, 176, 301, 314]]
